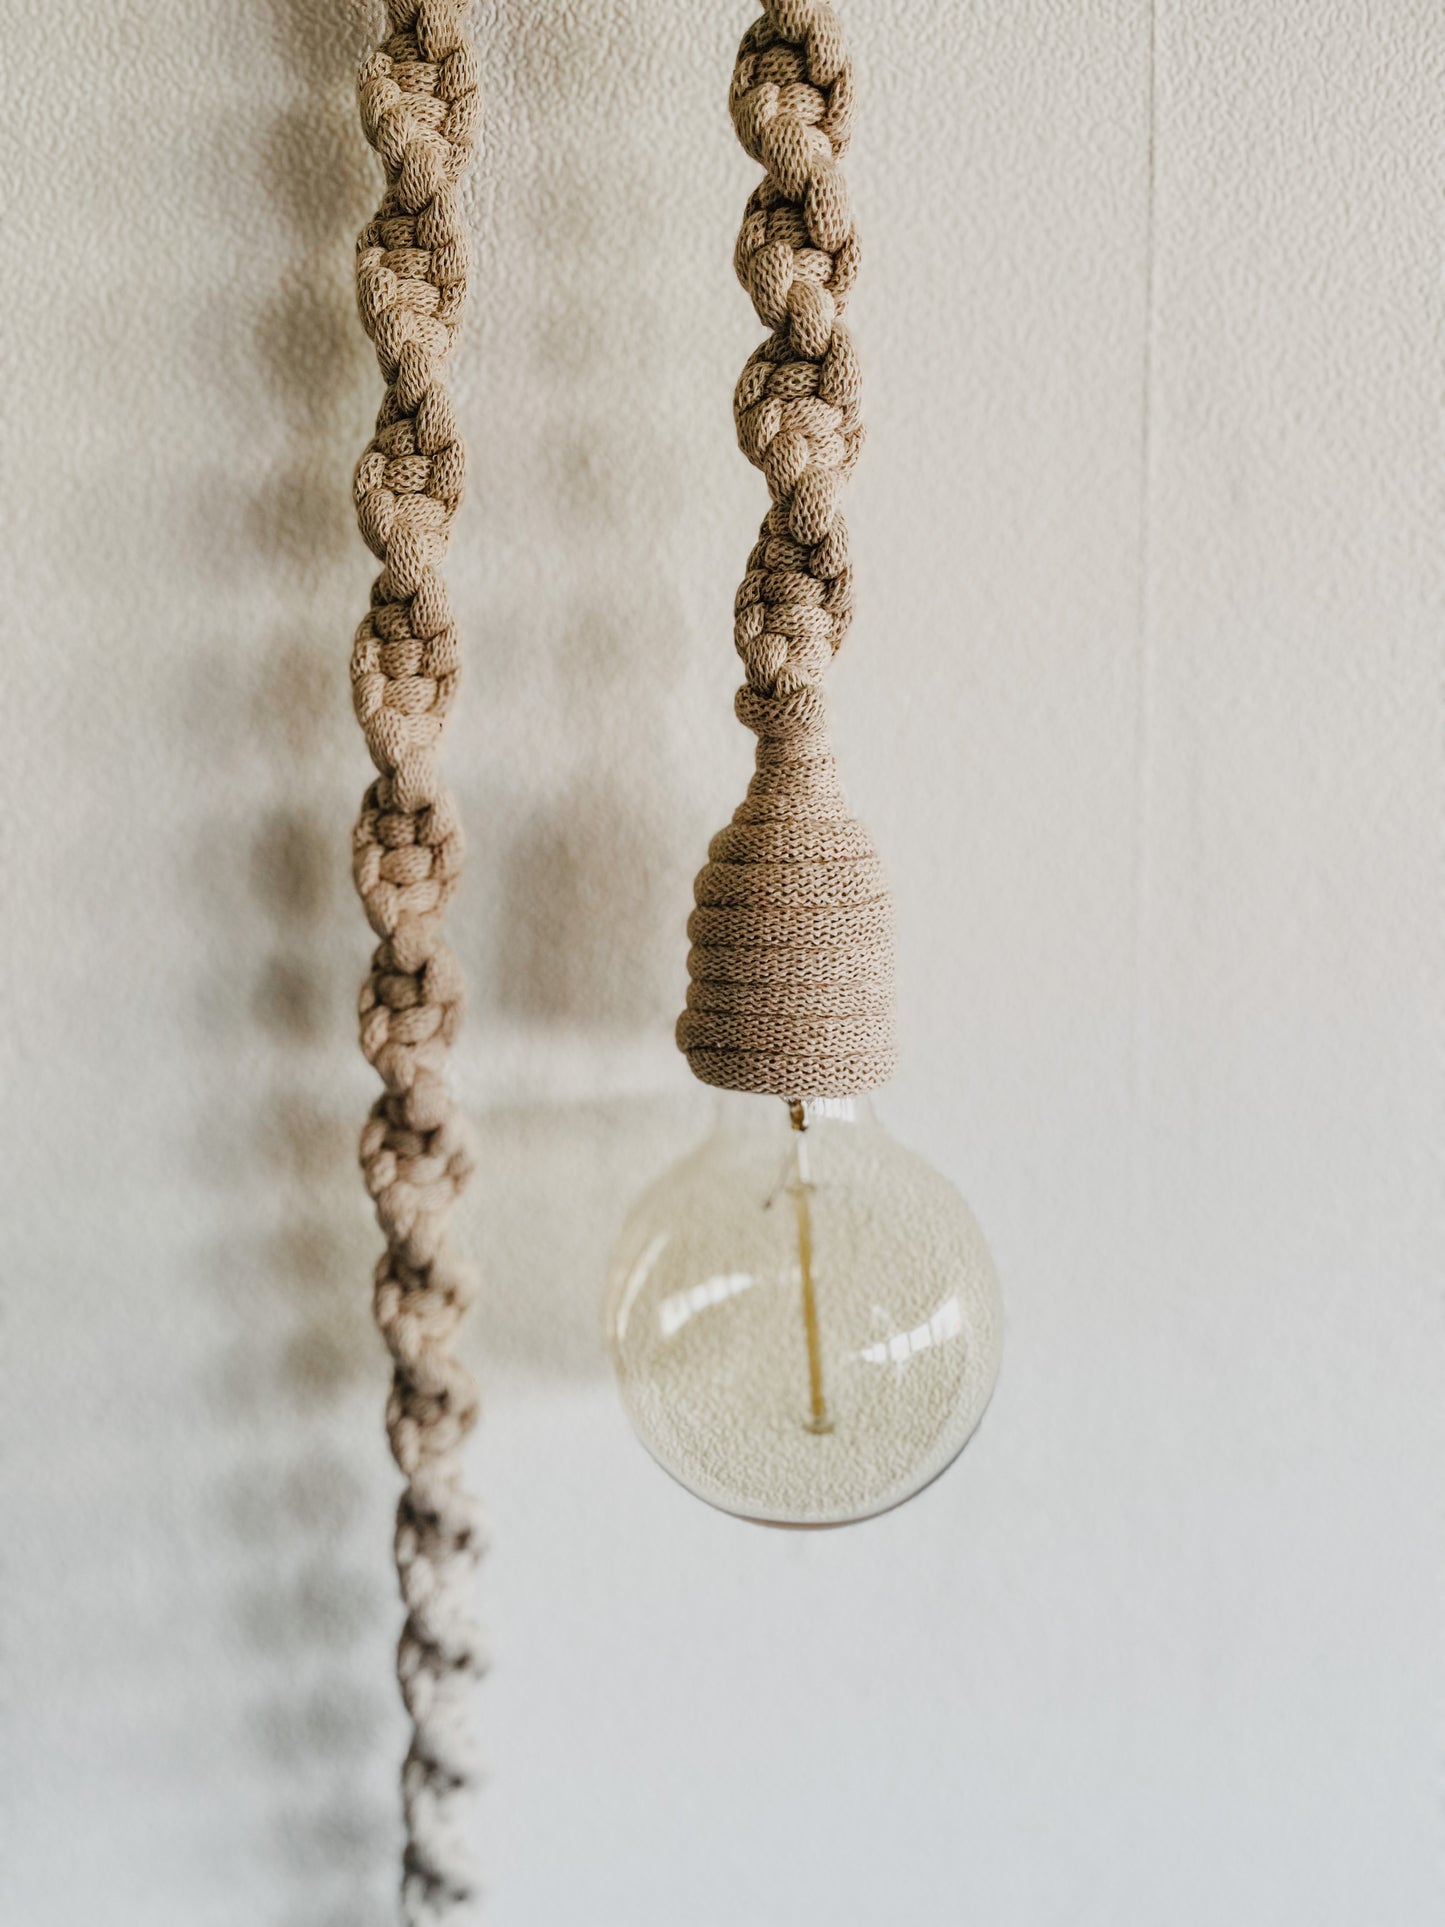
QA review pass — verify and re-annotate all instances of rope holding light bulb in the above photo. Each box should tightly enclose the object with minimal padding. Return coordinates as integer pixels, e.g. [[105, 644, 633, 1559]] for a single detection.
[[349, 2, 484, 1918], [677, 0, 898, 1102]]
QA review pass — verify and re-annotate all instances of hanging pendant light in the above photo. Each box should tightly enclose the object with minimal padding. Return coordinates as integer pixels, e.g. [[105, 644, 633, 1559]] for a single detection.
[[605, 0, 1003, 1527]]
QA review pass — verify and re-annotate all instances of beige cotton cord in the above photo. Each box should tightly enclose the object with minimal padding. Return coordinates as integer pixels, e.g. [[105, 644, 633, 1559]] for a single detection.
[[350, 3, 483, 1919], [677, 0, 898, 1101]]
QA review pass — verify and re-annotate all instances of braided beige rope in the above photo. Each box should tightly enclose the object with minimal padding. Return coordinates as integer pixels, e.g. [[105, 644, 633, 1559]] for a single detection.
[[677, 0, 897, 1100], [350, 4, 483, 1917]]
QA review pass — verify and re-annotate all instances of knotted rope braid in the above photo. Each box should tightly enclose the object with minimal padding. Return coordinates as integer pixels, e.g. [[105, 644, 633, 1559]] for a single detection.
[[677, 0, 897, 1100], [350, 4, 483, 1917]]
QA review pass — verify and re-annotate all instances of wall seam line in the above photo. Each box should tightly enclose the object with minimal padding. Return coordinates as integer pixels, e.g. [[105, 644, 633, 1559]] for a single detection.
[[1129, 0, 1159, 1261]]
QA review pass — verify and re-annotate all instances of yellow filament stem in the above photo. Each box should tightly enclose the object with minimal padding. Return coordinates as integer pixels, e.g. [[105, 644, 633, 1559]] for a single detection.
[[788, 1101, 831, 1435]]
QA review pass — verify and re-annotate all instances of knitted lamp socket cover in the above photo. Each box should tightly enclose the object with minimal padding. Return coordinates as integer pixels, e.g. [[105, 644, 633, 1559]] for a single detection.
[[676, 0, 899, 1102]]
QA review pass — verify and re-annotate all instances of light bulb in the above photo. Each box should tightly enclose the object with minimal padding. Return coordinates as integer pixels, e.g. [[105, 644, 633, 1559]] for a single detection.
[[605, 1095, 1002, 1527]]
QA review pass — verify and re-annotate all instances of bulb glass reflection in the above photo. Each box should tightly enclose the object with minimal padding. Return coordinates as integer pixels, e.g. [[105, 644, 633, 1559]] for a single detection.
[[605, 1095, 1002, 1527]]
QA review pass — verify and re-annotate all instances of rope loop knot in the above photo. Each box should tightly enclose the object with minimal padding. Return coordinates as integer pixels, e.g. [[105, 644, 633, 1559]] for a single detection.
[[351, 2, 484, 1917]]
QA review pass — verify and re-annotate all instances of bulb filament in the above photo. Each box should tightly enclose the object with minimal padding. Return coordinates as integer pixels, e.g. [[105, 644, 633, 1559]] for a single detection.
[[788, 1100, 832, 1435]]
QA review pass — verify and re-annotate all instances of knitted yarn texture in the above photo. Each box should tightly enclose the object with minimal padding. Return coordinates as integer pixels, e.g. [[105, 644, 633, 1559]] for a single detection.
[[350, 4, 483, 1918], [676, 0, 898, 1100]]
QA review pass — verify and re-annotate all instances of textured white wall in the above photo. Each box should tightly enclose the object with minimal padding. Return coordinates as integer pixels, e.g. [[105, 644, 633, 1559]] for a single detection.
[[4, 3, 1441, 1923]]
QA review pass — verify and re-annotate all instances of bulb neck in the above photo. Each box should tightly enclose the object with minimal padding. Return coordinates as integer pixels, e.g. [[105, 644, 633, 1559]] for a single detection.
[[707, 1090, 879, 1139]]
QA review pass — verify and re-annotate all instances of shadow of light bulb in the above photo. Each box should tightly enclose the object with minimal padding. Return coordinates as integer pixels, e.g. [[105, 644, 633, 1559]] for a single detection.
[[605, 1095, 1002, 1527]]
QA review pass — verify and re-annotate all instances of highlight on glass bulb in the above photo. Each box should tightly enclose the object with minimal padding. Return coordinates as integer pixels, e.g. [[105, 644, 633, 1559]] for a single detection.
[[605, 1095, 1002, 1527]]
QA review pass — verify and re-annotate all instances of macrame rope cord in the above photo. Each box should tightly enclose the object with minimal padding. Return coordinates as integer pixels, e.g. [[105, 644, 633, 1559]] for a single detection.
[[677, 0, 898, 1100], [350, 4, 484, 1918]]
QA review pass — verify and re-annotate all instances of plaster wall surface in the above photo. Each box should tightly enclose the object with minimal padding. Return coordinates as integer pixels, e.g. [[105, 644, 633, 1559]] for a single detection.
[[4, 4, 1441, 1922]]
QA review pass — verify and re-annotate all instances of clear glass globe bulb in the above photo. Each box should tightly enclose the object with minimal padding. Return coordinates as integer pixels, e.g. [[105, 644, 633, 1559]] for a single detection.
[[605, 1095, 1002, 1527]]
